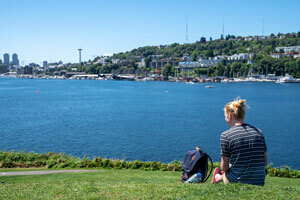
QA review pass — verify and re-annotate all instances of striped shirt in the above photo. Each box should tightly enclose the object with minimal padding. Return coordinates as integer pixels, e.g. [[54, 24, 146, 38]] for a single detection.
[[220, 123, 267, 186]]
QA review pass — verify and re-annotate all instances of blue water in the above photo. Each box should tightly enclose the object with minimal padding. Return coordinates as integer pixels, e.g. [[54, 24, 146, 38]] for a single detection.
[[0, 77, 299, 169]]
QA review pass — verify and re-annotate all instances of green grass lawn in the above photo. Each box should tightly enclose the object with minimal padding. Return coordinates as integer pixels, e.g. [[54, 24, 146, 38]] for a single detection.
[[0, 169, 299, 200]]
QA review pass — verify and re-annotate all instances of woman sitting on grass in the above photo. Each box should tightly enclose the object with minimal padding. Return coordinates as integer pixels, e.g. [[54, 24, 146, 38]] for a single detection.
[[212, 98, 268, 186]]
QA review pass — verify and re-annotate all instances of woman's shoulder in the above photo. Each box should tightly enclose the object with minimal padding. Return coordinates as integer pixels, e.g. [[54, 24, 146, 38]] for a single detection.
[[221, 128, 233, 138], [243, 123, 263, 134]]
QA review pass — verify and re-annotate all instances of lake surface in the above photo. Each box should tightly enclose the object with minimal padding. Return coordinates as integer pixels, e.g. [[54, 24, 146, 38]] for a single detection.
[[0, 77, 299, 169]]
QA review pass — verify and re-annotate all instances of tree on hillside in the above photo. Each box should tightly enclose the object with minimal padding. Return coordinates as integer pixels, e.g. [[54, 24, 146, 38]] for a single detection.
[[215, 63, 225, 76], [144, 57, 152, 68], [194, 67, 207, 77], [207, 66, 215, 77], [231, 62, 243, 77], [100, 65, 111, 74], [191, 50, 199, 61], [87, 65, 98, 74], [269, 33, 275, 38], [162, 64, 174, 76], [128, 61, 138, 70], [296, 58, 300, 78], [224, 65, 231, 77], [205, 50, 214, 58], [200, 37, 206, 43]]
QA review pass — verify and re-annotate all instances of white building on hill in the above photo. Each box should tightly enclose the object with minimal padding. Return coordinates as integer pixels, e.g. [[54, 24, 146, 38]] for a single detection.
[[276, 46, 300, 53]]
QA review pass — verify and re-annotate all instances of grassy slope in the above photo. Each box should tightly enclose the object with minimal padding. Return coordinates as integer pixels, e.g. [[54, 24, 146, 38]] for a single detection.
[[0, 169, 299, 200]]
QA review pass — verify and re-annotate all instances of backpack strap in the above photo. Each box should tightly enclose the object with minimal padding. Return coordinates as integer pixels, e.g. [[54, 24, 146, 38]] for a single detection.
[[202, 154, 213, 183]]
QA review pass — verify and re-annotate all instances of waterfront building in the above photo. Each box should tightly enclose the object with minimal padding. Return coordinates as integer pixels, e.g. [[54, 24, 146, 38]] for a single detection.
[[54, 70, 68, 76], [18, 66, 33, 75], [64, 72, 86, 78], [0, 59, 2, 64], [43, 61, 48, 67], [175, 61, 200, 78], [3, 53, 9, 65], [0, 64, 9, 73], [12, 53, 19, 65]]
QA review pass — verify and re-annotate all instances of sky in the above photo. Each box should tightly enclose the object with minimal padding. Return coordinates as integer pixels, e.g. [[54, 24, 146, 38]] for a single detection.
[[1, 0, 300, 65]]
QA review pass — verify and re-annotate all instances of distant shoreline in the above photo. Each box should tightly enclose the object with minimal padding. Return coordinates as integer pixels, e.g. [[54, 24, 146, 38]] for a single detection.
[[1, 74, 300, 84]]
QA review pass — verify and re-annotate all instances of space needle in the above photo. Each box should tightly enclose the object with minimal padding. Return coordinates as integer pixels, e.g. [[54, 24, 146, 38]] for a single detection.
[[78, 48, 82, 64]]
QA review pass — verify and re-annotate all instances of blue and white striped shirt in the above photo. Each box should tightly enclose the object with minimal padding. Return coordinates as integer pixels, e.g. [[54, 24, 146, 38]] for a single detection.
[[220, 123, 267, 186]]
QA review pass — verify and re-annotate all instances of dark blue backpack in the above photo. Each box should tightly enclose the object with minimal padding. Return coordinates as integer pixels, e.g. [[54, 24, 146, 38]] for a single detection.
[[181, 146, 213, 183]]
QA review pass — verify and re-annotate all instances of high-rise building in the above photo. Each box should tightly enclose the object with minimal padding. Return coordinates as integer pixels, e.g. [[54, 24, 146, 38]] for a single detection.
[[43, 61, 48, 67], [3, 53, 9, 65], [12, 53, 19, 65], [0, 59, 2, 64]]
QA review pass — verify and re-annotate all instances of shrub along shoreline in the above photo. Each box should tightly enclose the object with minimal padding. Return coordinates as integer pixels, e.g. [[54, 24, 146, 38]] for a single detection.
[[0, 151, 299, 178]]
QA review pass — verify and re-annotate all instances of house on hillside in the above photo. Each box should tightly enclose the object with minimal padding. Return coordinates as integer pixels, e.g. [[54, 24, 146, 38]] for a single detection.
[[294, 53, 300, 59], [271, 52, 298, 59], [199, 58, 221, 67], [150, 58, 179, 69], [275, 46, 300, 53], [227, 53, 253, 61]]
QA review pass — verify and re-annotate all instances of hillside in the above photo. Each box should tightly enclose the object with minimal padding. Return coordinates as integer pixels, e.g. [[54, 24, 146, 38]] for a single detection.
[[82, 32, 300, 78], [112, 32, 300, 60]]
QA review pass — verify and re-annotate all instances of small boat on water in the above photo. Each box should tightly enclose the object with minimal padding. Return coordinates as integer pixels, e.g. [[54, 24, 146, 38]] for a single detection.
[[186, 81, 195, 84], [205, 85, 213, 88], [276, 75, 295, 83]]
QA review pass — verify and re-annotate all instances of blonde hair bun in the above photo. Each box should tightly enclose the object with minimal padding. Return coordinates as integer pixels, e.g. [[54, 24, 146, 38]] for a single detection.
[[225, 98, 247, 121]]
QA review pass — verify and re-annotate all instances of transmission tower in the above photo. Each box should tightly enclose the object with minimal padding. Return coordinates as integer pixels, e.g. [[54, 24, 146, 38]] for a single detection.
[[222, 18, 225, 37], [185, 17, 188, 43], [262, 18, 264, 36]]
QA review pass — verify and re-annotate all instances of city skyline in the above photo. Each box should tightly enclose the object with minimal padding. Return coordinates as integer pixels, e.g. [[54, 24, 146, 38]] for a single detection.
[[1, 0, 300, 65], [1, 53, 20, 66]]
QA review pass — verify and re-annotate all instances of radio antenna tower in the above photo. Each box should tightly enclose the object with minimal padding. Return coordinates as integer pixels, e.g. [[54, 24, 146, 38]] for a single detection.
[[262, 18, 264, 36], [185, 17, 188, 43], [222, 17, 225, 37], [78, 48, 82, 64]]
